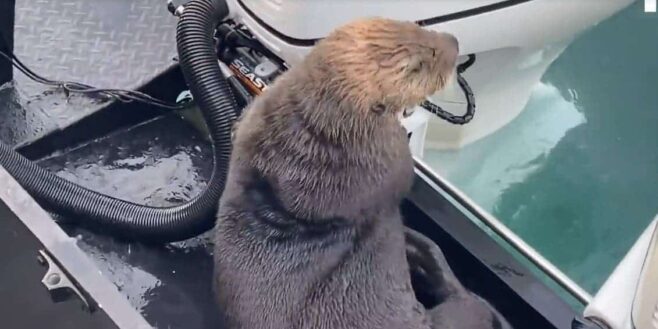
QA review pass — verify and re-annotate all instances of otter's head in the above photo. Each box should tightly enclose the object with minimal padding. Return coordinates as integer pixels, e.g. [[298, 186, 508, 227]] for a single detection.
[[307, 17, 459, 118]]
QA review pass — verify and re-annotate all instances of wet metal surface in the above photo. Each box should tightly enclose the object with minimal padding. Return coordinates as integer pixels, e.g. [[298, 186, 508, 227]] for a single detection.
[[38, 115, 212, 207], [4, 0, 177, 145], [0, 82, 54, 146], [0, 81, 105, 147], [37, 114, 224, 329]]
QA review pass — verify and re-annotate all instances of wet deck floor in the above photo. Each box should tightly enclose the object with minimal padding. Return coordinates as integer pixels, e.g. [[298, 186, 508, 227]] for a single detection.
[[34, 114, 225, 328]]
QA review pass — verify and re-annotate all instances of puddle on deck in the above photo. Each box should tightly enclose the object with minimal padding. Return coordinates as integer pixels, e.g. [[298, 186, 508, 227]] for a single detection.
[[35, 114, 224, 329]]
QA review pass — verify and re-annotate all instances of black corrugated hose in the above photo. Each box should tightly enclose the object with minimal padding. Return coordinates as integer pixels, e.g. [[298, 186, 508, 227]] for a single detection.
[[0, 0, 237, 242]]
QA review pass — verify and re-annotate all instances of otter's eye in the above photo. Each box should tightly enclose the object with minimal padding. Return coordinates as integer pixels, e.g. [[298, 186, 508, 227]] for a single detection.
[[406, 56, 424, 75], [409, 61, 423, 74]]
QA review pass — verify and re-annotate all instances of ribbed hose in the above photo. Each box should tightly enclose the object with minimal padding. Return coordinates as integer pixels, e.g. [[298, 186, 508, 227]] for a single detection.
[[0, 0, 237, 242]]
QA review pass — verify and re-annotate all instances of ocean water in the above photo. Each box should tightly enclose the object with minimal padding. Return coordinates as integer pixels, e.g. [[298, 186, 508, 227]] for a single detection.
[[424, 1, 658, 296]]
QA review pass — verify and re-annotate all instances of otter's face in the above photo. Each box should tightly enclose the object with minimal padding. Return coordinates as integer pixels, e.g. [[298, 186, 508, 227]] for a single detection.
[[314, 18, 459, 117], [375, 27, 459, 111]]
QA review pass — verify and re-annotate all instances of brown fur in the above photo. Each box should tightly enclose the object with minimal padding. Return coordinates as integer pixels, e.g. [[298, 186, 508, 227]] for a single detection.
[[213, 17, 505, 329]]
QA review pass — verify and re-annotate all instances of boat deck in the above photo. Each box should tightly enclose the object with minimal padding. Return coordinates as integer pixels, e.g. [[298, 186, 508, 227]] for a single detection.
[[37, 114, 224, 329], [0, 1, 581, 328], [8, 110, 577, 329]]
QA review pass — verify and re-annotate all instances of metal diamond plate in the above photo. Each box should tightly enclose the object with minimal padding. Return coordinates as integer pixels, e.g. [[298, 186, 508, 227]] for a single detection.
[[14, 0, 177, 89], [5, 0, 179, 145]]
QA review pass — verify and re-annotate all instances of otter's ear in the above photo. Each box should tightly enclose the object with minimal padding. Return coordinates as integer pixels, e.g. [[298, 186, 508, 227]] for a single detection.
[[404, 55, 424, 75], [370, 102, 386, 115]]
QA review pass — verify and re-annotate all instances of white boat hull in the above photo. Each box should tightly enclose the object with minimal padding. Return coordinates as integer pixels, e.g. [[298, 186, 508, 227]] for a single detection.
[[226, 0, 634, 155]]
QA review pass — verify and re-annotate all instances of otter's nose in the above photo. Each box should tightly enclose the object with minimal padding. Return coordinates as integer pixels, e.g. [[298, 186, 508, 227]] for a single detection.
[[436, 32, 459, 68]]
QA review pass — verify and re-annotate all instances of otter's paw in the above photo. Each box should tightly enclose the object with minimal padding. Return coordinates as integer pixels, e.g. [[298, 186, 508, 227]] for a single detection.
[[405, 229, 514, 328], [405, 227, 463, 306], [427, 294, 513, 329]]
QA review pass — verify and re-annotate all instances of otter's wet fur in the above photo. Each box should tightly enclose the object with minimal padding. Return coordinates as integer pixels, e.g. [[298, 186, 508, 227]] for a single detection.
[[213, 17, 505, 329]]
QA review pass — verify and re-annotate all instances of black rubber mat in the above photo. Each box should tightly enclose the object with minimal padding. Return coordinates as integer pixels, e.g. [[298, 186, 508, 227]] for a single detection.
[[3, 0, 178, 146]]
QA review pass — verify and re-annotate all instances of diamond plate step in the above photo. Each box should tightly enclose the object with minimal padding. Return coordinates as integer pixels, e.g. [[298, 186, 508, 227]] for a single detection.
[[2, 0, 178, 147]]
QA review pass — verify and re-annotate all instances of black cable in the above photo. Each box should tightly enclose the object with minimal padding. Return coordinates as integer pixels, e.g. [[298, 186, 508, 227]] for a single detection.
[[2, 48, 182, 108], [421, 54, 477, 125], [0, 48, 191, 110]]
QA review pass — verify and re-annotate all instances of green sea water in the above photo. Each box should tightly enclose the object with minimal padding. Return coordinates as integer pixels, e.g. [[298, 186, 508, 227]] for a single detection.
[[424, 1, 658, 297]]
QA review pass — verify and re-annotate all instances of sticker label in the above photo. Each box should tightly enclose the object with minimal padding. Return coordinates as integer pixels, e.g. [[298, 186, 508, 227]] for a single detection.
[[230, 59, 268, 92]]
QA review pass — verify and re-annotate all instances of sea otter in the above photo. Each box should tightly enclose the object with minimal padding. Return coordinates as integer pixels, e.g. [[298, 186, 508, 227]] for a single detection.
[[213, 17, 509, 329]]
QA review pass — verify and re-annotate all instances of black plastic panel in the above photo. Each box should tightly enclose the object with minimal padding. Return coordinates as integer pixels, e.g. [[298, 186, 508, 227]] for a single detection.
[[0, 201, 119, 329], [0, 0, 14, 84]]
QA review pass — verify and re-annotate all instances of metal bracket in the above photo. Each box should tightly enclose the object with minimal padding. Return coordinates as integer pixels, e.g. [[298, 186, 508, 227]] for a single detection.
[[37, 250, 91, 310], [167, 0, 185, 17]]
